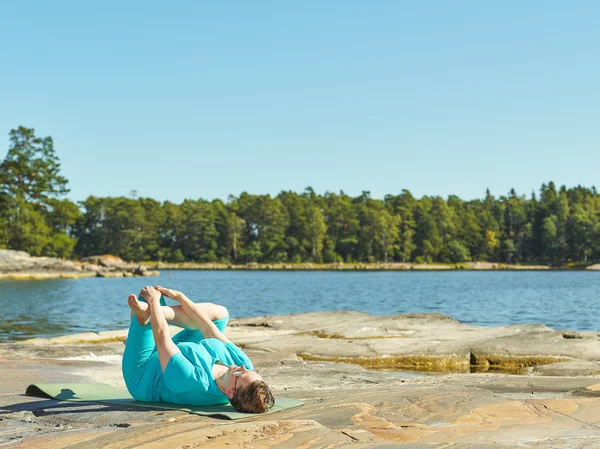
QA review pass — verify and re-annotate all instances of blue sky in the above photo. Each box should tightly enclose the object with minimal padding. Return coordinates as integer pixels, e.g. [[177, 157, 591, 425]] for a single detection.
[[1, 1, 598, 204]]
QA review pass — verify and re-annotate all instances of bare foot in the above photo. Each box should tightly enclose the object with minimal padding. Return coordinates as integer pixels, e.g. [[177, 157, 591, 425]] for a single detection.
[[128, 293, 149, 326]]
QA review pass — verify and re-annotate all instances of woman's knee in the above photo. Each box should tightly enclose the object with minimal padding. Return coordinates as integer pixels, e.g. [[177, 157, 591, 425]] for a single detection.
[[214, 304, 229, 320], [194, 302, 229, 321]]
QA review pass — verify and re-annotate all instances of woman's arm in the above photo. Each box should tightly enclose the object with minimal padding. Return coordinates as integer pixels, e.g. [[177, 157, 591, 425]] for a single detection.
[[140, 286, 181, 371], [155, 286, 231, 344]]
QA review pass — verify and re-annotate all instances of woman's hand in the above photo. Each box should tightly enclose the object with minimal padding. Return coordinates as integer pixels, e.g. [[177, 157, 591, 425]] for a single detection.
[[139, 286, 161, 304], [154, 285, 184, 302]]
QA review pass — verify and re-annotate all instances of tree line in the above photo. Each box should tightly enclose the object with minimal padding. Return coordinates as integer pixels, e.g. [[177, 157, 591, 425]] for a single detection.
[[1, 127, 599, 265]]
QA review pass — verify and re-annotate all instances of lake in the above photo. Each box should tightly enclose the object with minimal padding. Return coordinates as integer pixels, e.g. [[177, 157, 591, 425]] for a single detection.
[[1, 270, 599, 342]]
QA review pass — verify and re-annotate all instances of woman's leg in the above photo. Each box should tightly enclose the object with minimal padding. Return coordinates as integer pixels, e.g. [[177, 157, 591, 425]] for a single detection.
[[122, 294, 160, 387], [172, 311, 230, 344], [128, 295, 229, 343], [129, 296, 228, 329]]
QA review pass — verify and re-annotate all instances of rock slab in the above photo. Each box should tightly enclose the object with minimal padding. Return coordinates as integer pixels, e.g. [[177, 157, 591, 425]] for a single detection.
[[1, 311, 600, 448]]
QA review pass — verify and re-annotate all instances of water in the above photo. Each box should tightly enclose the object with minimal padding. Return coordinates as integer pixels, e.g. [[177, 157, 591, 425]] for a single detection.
[[1, 270, 599, 342]]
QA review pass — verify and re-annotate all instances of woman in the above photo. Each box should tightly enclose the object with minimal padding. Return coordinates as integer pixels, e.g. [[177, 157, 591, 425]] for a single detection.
[[122, 285, 274, 413]]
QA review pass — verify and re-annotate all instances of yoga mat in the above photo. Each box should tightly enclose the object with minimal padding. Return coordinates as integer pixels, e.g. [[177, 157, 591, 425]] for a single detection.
[[26, 383, 303, 420]]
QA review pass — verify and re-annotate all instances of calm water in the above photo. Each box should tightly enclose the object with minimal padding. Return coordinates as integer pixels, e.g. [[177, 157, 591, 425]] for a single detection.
[[1, 270, 599, 342]]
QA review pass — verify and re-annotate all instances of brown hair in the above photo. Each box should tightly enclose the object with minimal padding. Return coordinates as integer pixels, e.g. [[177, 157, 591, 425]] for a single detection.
[[230, 380, 275, 413]]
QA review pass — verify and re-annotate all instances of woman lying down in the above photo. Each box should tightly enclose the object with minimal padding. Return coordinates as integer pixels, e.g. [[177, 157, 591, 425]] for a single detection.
[[122, 285, 274, 413]]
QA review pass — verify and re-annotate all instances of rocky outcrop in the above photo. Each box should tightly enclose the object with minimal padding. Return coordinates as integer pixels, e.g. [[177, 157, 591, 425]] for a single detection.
[[228, 311, 600, 373], [81, 254, 125, 267], [0, 249, 82, 273], [0, 250, 158, 279], [2, 311, 600, 448], [20, 312, 600, 374]]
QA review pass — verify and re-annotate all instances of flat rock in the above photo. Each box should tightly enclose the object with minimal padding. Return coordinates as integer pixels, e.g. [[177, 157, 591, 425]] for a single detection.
[[531, 360, 600, 376], [230, 312, 600, 372], [2, 312, 600, 448]]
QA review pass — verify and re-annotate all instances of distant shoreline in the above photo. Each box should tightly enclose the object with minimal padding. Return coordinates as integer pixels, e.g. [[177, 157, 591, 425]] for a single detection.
[[2, 260, 599, 281], [151, 261, 600, 272]]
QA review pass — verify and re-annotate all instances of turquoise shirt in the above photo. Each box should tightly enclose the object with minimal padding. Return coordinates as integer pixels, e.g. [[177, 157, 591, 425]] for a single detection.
[[122, 311, 251, 406], [159, 339, 254, 406]]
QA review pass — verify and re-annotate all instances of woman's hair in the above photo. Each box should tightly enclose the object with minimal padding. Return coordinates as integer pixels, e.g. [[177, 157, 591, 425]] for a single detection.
[[230, 380, 275, 413]]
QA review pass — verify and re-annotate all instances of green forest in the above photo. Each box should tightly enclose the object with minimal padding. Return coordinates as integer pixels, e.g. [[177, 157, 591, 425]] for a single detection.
[[1, 127, 599, 265]]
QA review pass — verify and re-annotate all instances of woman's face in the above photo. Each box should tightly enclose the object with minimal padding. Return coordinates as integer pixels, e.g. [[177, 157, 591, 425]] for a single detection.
[[224, 364, 262, 398]]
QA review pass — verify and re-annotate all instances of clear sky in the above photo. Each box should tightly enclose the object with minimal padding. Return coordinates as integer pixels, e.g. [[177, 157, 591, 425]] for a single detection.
[[1, 1, 598, 204]]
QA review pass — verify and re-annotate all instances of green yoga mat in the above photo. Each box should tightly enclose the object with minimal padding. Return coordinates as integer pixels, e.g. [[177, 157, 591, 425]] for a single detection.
[[25, 383, 303, 420]]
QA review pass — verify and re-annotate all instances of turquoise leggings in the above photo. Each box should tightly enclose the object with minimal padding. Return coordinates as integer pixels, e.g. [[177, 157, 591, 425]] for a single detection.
[[121, 297, 229, 401]]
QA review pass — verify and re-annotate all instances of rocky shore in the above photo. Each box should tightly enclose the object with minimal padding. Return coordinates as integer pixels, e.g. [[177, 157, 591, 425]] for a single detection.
[[2, 312, 600, 448], [2, 249, 599, 280], [153, 261, 556, 271], [0, 250, 159, 280]]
